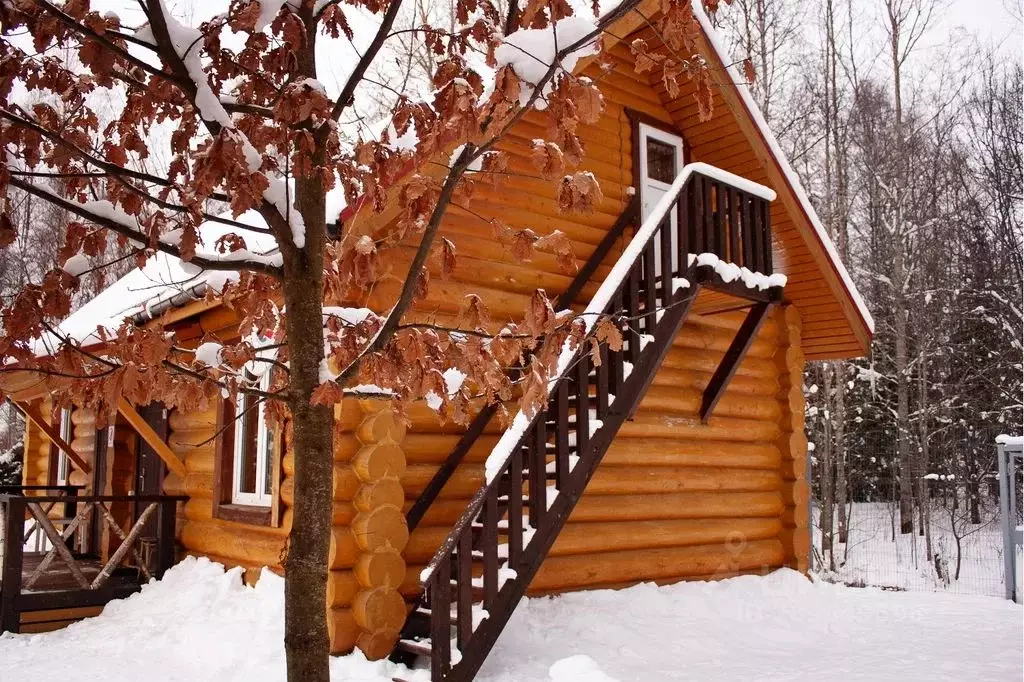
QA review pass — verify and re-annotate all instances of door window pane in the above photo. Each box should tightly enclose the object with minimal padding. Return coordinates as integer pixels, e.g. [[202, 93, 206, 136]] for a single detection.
[[646, 138, 677, 183]]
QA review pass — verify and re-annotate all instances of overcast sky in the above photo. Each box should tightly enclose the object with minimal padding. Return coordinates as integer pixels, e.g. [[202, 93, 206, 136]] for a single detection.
[[944, 0, 1022, 47]]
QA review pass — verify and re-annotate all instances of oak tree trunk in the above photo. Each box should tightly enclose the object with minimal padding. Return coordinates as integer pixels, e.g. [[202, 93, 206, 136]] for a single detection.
[[279, 14, 334, 682]]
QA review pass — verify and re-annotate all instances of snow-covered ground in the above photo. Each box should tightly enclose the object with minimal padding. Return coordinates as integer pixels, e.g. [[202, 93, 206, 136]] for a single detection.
[[0, 557, 1019, 681], [814, 501, 1006, 597]]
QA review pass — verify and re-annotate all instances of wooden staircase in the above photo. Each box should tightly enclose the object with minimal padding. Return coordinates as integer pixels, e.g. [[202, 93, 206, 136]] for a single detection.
[[392, 163, 784, 681]]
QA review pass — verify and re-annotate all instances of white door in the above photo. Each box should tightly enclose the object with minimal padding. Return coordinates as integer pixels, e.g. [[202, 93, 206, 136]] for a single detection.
[[637, 123, 685, 279]]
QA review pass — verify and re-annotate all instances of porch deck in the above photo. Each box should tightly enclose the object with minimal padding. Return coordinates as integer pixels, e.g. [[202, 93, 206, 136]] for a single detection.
[[17, 552, 143, 593], [1, 487, 184, 633]]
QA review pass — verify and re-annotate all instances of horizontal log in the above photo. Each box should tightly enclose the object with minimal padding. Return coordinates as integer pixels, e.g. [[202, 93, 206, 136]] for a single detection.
[[328, 607, 359, 654], [779, 526, 811, 566], [660, 345, 778, 380], [673, 323, 778, 359], [180, 520, 286, 569], [329, 507, 407, 569], [168, 427, 217, 448], [617, 412, 781, 442], [596, 439, 782, 470], [583, 466, 783, 495], [183, 496, 354, 527], [352, 586, 406, 637], [183, 551, 266, 582], [402, 462, 781, 501], [169, 407, 216, 431], [182, 446, 216, 474], [400, 539, 786, 597], [280, 465, 361, 503], [401, 464, 484, 499], [782, 479, 809, 507], [328, 570, 359, 607], [401, 433, 781, 469], [405, 517, 781, 564], [530, 538, 787, 592], [408, 490, 785, 527], [525, 566, 780, 597], [634, 385, 781, 422], [780, 505, 809, 529], [546, 517, 781, 557]]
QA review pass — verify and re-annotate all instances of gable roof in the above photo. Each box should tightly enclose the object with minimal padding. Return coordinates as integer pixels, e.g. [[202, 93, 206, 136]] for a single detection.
[[690, 3, 872, 355], [662, 3, 870, 357]]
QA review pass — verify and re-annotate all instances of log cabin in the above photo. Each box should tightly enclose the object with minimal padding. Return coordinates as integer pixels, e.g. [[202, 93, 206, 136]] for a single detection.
[[0, 2, 872, 680]]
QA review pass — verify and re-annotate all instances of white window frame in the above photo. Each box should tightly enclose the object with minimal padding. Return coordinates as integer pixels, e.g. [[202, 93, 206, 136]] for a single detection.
[[231, 371, 274, 507], [55, 408, 72, 485]]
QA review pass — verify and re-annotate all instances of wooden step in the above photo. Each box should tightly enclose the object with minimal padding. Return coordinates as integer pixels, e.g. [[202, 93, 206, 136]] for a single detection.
[[396, 638, 433, 658]]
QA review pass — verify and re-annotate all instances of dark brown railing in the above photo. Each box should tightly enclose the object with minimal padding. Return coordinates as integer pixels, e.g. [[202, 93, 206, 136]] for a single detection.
[[392, 164, 781, 681], [0, 490, 184, 633]]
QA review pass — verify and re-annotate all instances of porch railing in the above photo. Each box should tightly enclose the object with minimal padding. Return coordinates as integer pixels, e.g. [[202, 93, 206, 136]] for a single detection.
[[0, 490, 184, 632]]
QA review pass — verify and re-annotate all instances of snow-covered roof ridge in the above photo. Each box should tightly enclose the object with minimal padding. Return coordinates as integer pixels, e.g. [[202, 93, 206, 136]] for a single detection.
[[691, 1, 874, 334]]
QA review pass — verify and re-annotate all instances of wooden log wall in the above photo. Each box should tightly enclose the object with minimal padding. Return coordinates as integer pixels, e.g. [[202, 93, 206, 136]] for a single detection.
[[325, 400, 409, 658], [22, 398, 52, 487], [320, 40, 814, 659], [400, 304, 789, 599], [87, 20, 816, 655], [169, 403, 288, 582], [163, 304, 286, 582], [776, 305, 810, 570]]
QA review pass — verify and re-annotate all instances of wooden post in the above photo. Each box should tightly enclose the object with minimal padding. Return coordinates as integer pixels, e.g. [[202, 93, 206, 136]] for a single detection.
[[742, 194, 755, 268], [528, 421, 545, 530], [482, 488, 498, 607], [156, 498, 177, 578], [456, 531, 472, 649], [431, 558, 451, 681], [1, 496, 25, 633]]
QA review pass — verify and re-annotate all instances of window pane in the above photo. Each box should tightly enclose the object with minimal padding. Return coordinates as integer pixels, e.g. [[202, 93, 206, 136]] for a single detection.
[[263, 429, 274, 496], [646, 139, 677, 183], [57, 409, 72, 485], [239, 405, 258, 494]]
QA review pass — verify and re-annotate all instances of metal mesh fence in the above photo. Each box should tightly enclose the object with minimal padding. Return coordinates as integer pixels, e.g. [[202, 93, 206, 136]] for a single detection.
[[811, 446, 1008, 598]]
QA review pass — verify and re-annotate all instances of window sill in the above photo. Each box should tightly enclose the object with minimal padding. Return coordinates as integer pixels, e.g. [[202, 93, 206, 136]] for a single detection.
[[214, 503, 272, 526]]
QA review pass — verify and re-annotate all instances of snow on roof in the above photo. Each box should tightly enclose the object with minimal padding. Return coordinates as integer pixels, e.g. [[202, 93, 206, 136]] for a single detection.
[[36, 210, 278, 355], [691, 2, 874, 334], [38, 176, 354, 356]]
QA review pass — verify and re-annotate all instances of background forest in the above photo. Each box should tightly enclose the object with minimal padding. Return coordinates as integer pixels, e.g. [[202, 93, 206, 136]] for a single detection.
[[2, 0, 1021, 581], [709, 0, 1022, 578]]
